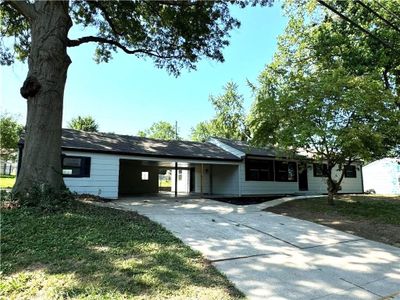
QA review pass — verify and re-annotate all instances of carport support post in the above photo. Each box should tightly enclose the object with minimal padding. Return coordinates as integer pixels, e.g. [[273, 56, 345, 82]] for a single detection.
[[174, 162, 178, 197], [200, 163, 204, 197]]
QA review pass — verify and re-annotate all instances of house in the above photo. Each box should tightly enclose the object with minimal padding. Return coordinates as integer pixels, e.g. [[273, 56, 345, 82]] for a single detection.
[[363, 158, 400, 195], [18, 129, 364, 199]]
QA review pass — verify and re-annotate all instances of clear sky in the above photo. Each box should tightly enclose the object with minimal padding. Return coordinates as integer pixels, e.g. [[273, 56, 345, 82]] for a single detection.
[[0, 3, 287, 139]]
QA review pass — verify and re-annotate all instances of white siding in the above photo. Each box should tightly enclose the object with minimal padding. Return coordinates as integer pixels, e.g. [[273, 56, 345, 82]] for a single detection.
[[63, 151, 119, 199], [171, 169, 190, 193], [194, 164, 211, 194], [211, 165, 239, 195], [238, 161, 363, 195], [363, 158, 400, 195], [306, 163, 363, 194]]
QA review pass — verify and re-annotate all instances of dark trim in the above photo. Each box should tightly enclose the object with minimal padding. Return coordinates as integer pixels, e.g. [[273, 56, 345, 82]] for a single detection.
[[313, 163, 328, 177], [344, 165, 357, 178], [61, 147, 242, 162], [245, 154, 276, 159], [62, 155, 91, 178]]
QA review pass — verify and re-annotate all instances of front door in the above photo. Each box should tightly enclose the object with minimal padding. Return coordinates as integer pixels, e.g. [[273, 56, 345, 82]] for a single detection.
[[298, 163, 308, 191]]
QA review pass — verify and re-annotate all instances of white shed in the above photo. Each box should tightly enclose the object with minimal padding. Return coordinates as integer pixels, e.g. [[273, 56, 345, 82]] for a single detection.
[[363, 158, 400, 195]]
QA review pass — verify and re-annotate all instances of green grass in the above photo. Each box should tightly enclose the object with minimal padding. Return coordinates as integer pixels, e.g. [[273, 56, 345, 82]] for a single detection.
[[159, 180, 171, 188], [287, 195, 400, 225], [1, 201, 243, 299], [0, 175, 15, 189]]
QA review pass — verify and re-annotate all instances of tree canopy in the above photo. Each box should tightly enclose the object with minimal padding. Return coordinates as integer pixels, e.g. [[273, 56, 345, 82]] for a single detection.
[[0, 113, 24, 162], [249, 0, 400, 204], [68, 116, 99, 132], [1, 0, 270, 75], [191, 82, 249, 142], [138, 121, 179, 140]]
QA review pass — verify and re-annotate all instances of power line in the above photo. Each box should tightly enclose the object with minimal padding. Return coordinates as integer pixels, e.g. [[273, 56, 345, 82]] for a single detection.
[[355, 0, 400, 34], [373, 0, 400, 24], [316, 0, 396, 51]]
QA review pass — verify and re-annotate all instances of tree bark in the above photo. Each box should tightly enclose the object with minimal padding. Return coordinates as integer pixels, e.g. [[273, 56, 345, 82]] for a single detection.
[[13, 2, 72, 196]]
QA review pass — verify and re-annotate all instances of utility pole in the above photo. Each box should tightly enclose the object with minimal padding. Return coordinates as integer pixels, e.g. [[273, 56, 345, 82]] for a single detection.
[[175, 121, 178, 140]]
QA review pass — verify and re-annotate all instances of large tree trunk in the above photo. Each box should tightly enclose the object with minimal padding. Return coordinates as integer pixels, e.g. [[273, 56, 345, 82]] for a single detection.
[[13, 2, 72, 196]]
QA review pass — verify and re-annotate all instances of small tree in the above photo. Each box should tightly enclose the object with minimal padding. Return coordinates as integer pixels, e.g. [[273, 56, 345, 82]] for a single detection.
[[250, 68, 399, 205], [68, 116, 99, 132], [0, 113, 24, 162], [191, 121, 217, 142], [138, 121, 179, 140], [191, 82, 249, 142]]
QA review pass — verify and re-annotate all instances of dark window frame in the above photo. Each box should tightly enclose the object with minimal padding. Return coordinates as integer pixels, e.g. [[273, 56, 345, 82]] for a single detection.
[[62, 155, 91, 178], [313, 163, 328, 177], [275, 161, 297, 182], [245, 158, 274, 181], [344, 165, 357, 178]]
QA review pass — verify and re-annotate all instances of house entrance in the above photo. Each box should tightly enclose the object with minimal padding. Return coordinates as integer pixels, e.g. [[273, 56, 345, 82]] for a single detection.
[[298, 163, 308, 191]]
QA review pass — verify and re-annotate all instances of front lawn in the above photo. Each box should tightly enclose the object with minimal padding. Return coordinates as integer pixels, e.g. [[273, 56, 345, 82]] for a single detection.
[[1, 201, 243, 299], [0, 175, 16, 189], [266, 195, 400, 247]]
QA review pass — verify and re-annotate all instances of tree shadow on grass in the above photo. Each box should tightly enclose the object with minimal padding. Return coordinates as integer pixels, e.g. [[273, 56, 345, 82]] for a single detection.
[[1, 201, 243, 299]]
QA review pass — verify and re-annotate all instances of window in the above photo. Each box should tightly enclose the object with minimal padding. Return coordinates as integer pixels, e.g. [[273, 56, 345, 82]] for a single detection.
[[178, 170, 183, 181], [141, 171, 149, 180], [344, 165, 357, 178], [62, 156, 91, 177], [275, 161, 297, 182], [245, 159, 274, 181], [313, 163, 328, 177]]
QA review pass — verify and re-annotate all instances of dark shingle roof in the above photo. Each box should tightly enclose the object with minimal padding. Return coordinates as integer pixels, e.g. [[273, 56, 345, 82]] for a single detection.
[[60, 129, 240, 161], [212, 137, 277, 157]]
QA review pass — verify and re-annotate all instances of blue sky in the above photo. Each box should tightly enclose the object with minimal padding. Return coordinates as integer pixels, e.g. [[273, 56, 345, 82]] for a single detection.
[[0, 3, 287, 139]]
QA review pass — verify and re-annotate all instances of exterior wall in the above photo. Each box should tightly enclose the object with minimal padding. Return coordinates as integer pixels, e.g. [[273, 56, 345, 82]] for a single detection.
[[237, 161, 363, 196], [171, 169, 190, 193], [211, 164, 239, 195], [239, 161, 299, 195], [62, 151, 238, 199], [63, 151, 119, 199], [363, 158, 400, 195], [307, 163, 363, 194], [194, 164, 211, 194]]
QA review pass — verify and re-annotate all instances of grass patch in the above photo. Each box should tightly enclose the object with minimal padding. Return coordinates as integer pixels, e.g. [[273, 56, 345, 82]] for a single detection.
[[159, 180, 171, 188], [292, 195, 400, 225], [1, 201, 243, 299], [0, 175, 15, 189], [266, 195, 400, 246]]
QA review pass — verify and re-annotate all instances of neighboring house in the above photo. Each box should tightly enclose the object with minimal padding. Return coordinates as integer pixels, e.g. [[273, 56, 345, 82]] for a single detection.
[[363, 158, 400, 195], [0, 160, 17, 175], [18, 129, 363, 199]]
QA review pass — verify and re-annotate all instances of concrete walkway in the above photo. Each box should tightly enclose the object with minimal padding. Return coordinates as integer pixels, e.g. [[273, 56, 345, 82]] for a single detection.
[[102, 196, 400, 300]]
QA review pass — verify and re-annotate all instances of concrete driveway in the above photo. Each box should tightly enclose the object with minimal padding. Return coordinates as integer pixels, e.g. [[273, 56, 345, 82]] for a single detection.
[[104, 197, 400, 300]]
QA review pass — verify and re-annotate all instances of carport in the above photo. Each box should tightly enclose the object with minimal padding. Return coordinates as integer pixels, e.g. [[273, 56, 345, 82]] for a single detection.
[[118, 157, 239, 197]]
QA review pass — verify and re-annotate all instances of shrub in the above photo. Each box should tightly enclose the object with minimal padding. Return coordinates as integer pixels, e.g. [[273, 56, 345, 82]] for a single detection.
[[16, 184, 75, 212]]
